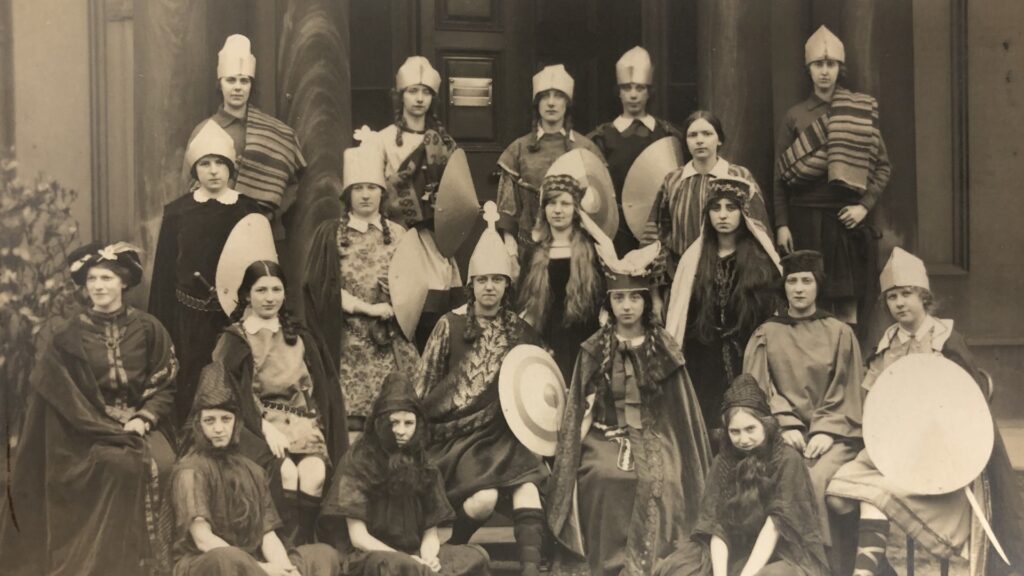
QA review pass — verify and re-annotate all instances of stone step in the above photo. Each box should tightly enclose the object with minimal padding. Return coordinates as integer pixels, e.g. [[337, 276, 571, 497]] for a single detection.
[[998, 418, 1024, 471]]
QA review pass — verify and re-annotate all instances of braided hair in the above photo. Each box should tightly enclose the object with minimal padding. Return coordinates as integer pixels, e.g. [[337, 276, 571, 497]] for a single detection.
[[462, 278, 522, 344], [228, 260, 301, 345], [596, 290, 665, 423], [337, 184, 394, 250], [527, 89, 574, 153], [390, 86, 450, 148]]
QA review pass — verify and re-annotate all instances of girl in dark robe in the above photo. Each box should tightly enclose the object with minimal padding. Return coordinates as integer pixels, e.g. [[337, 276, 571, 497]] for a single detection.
[[588, 46, 684, 255], [415, 203, 548, 576], [210, 260, 348, 545], [517, 173, 606, 383], [546, 243, 712, 576], [665, 177, 782, 433], [150, 120, 263, 425], [0, 242, 177, 576], [825, 248, 1024, 576], [322, 372, 490, 575], [171, 362, 339, 576], [653, 374, 830, 576]]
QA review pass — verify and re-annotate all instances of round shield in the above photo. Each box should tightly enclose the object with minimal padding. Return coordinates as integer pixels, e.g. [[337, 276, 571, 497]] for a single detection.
[[546, 148, 619, 240], [215, 213, 278, 316], [622, 136, 683, 241], [864, 354, 994, 495], [499, 345, 567, 456], [434, 148, 481, 258], [388, 228, 430, 341]]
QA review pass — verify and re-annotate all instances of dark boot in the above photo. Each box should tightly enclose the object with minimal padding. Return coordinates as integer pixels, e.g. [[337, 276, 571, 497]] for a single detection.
[[449, 503, 488, 545], [513, 508, 545, 576], [278, 490, 301, 546], [296, 491, 322, 545]]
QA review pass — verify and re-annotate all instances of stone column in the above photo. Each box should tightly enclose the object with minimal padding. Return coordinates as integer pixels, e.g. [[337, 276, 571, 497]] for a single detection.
[[276, 0, 351, 319], [696, 0, 775, 204]]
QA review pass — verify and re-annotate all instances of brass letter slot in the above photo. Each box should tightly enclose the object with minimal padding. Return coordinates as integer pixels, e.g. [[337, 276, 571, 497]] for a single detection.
[[449, 77, 493, 107]]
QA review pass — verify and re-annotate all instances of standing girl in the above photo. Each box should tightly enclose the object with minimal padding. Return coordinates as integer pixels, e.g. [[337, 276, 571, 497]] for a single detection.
[[304, 137, 419, 430]]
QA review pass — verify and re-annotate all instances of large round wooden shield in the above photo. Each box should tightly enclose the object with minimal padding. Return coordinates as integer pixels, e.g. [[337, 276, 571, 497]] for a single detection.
[[215, 213, 278, 316], [622, 136, 683, 241], [864, 354, 994, 495], [546, 148, 619, 240], [434, 149, 480, 258], [499, 345, 566, 456], [388, 228, 430, 341]]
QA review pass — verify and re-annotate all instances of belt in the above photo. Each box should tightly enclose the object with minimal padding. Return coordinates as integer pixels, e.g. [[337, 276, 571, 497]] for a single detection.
[[175, 288, 221, 312], [261, 399, 317, 419]]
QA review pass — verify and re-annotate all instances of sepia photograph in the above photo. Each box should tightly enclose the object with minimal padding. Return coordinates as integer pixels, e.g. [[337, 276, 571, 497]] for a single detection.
[[1, 1, 1022, 574]]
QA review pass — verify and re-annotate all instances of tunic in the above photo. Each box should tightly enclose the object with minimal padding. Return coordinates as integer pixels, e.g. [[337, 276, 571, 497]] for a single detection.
[[0, 306, 177, 576], [645, 158, 771, 285], [415, 309, 547, 504], [171, 452, 339, 576], [826, 317, 1024, 568], [335, 216, 420, 419], [743, 311, 864, 547], [652, 440, 830, 576], [149, 189, 262, 425], [773, 91, 891, 302], [379, 124, 464, 348], [496, 128, 604, 247], [547, 327, 712, 576], [323, 460, 488, 575], [588, 115, 682, 254]]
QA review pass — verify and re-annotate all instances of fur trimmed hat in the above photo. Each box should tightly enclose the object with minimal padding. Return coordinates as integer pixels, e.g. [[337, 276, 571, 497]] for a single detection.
[[781, 249, 824, 278]]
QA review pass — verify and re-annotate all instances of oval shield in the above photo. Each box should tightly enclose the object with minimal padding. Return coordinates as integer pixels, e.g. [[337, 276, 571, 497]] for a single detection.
[[215, 213, 278, 316], [622, 136, 683, 241], [499, 344, 566, 456], [863, 354, 994, 495], [388, 228, 431, 341], [434, 148, 481, 258]]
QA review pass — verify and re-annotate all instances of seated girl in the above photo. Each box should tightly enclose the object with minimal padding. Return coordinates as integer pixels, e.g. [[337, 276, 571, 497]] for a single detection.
[[212, 260, 348, 544], [547, 244, 712, 575], [654, 374, 830, 576], [825, 248, 1024, 575], [321, 372, 490, 575], [171, 362, 339, 575]]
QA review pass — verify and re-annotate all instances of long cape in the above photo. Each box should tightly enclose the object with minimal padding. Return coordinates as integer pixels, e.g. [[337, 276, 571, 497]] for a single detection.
[[546, 326, 712, 573]]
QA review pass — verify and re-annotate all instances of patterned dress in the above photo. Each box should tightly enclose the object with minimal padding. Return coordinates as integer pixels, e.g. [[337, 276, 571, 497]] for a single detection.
[[337, 217, 420, 420]]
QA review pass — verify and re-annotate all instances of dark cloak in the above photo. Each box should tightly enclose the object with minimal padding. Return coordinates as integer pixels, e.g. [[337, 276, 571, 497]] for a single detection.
[[546, 325, 713, 575]]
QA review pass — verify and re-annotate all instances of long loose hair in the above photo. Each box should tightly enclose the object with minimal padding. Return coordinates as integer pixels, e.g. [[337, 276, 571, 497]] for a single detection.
[[717, 406, 781, 541], [691, 212, 779, 345], [517, 193, 603, 330]]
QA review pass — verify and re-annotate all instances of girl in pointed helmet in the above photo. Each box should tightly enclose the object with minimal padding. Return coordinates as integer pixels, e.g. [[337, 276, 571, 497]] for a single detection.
[[415, 203, 548, 576], [824, 248, 1024, 576], [0, 242, 178, 575], [150, 120, 264, 425], [664, 177, 782, 435], [774, 25, 892, 326], [379, 56, 464, 350], [547, 243, 712, 575], [210, 260, 348, 546], [304, 134, 419, 431], [496, 64, 604, 266]]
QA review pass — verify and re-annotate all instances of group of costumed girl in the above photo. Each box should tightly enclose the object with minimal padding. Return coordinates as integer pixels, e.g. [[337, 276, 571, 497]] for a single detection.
[[6, 26, 1024, 576]]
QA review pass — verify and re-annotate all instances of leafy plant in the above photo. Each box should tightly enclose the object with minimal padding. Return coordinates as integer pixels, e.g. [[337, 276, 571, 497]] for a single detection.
[[0, 155, 83, 446]]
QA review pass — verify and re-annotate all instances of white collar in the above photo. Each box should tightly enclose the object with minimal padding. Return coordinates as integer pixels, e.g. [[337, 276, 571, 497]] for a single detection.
[[680, 157, 732, 180], [347, 214, 384, 233], [613, 114, 656, 133], [193, 187, 240, 205], [242, 312, 281, 335], [877, 315, 954, 353], [535, 125, 575, 141]]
